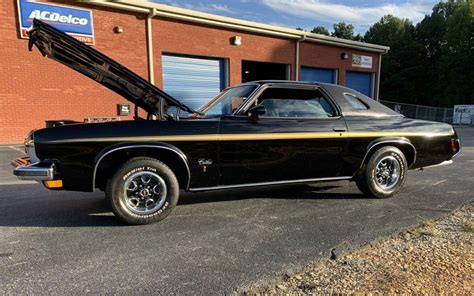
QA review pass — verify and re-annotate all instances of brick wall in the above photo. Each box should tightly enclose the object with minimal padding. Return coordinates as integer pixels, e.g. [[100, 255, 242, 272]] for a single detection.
[[0, 0, 380, 144], [299, 42, 379, 87], [151, 17, 296, 87], [0, 0, 147, 144]]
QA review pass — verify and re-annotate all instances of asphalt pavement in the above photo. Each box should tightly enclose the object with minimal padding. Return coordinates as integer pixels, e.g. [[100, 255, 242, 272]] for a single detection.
[[1, 128, 473, 295]]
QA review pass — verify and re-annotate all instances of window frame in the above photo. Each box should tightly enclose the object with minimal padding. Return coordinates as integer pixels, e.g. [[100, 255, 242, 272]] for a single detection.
[[237, 83, 342, 119], [343, 92, 370, 110]]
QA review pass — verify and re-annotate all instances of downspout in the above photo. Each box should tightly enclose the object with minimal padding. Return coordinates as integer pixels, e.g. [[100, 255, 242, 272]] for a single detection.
[[295, 35, 306, 81], [375, 51, 386, 101], [146, 8, 157, 85]]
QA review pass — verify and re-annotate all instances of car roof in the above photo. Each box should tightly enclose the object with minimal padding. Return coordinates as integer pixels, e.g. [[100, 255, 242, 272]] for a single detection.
[[237, 80, 401, 117], [240, 80, 321, 86]]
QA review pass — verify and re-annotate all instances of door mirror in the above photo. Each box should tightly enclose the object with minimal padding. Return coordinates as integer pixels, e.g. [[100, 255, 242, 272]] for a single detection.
[[247, 104, 266, 121]]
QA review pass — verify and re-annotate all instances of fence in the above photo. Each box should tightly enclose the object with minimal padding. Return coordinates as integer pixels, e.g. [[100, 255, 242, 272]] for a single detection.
[[380, 100, 453, 124]]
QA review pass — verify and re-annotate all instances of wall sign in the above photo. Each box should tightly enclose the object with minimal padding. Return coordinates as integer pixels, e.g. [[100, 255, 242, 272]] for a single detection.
[[453, 105, 474, 125], [352, 54, 373, 69], [17, 0, 94, 45], [117, 104, 131, 116]]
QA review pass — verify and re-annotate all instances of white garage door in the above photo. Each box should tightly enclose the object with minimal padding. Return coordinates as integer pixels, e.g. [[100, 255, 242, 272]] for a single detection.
[[162, 54, 226, 111]]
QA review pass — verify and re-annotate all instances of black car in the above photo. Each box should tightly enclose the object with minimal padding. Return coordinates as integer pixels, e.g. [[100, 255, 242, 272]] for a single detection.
[[13, 20, 460, 224]]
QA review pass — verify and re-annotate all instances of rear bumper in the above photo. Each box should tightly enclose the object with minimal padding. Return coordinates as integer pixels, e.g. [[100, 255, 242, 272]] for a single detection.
[[12, 156, 54, 181]]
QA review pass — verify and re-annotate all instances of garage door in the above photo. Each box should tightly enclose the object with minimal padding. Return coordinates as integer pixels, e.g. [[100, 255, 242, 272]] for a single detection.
[[162, 54, 226, 111], [300, 67, 336, 84], [345, 71, 373, 97]]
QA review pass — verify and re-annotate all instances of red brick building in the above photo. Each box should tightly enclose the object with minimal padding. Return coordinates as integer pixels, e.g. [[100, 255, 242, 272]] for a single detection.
[[0, 0, 389, 144]]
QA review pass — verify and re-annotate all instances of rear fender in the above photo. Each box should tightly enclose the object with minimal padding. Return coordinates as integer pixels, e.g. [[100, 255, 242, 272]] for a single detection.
[[357, 137, 417, 173]]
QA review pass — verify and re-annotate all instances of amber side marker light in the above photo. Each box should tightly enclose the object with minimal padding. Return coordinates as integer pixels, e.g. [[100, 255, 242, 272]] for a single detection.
[[44, 180, 63, 188]]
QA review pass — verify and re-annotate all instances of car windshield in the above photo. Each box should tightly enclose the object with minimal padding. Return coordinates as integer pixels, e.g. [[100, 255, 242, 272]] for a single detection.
[[196, 85, 258, 116]]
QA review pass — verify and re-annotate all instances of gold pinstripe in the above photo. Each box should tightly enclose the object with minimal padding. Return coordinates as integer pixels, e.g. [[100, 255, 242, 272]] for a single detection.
[[47, 131, 454, 143]]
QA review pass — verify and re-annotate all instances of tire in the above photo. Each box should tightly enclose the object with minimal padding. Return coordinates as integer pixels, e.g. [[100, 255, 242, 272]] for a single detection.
[[106, 157, 179, 225], [355, 146, 407, 199]]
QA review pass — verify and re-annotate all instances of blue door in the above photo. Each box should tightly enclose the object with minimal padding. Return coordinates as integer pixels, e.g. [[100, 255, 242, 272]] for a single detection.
[[300, 67, 336, 84], [162, 54, 226, 111], [345, 71, 373, 97]]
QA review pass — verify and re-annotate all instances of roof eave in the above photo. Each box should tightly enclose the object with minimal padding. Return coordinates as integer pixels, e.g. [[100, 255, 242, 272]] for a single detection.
[[82, 0, 389, 53]]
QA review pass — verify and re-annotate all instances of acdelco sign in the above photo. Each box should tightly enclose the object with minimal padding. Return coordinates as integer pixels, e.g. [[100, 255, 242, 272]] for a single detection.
[[17, 0, 94, 45], [28, 10, 89, 25]]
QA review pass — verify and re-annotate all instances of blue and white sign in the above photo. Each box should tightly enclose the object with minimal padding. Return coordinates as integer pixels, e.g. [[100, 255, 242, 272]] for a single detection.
[[17, 0, 94, 44]]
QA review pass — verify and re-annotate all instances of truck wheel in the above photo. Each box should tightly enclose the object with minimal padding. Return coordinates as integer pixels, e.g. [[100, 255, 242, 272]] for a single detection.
[[106, 157, 179, 225], [355, 146, 407, 198]]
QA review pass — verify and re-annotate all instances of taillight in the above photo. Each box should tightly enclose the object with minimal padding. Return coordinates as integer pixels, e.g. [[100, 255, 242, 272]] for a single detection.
[[450, 138, 459, 153]]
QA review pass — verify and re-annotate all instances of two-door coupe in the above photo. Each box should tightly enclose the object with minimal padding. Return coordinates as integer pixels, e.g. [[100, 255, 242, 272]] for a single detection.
[[13, 20, 460, 224]]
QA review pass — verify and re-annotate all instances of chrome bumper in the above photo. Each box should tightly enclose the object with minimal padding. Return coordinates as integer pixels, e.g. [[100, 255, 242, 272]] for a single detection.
[[12, 156, 54, 181]]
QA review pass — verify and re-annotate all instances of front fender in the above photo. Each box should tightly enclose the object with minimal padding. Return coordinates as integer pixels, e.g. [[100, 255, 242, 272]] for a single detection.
[[92, 142, 191, 191]]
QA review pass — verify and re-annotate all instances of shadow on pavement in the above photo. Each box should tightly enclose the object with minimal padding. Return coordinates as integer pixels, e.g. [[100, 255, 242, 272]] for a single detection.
[[0, 183, 368, 228], [178, 184, 367, 205]]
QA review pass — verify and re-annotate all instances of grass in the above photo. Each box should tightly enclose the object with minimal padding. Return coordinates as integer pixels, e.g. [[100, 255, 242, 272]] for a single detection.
[[463, 220, 474, 232], [407, 219, 438, 238], [422, 219, 435, 228]]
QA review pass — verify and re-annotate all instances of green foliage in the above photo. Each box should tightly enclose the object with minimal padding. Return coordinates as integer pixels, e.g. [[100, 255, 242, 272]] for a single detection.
[[311, 26, 330, 35], [331, 22, 356, 39], [296, 0, 472, 107], [365, 0, 474, 107]]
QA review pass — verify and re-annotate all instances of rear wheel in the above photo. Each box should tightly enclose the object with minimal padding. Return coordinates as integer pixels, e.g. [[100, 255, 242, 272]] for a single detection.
[[106, 157, 179, 224], [355, 146, 407, 198]]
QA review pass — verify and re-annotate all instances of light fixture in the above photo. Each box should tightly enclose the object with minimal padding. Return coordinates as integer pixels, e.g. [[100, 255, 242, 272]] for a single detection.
[[113, 26, 124, 34], [231, 36, 242, 46], [341, 52, 349, 60]]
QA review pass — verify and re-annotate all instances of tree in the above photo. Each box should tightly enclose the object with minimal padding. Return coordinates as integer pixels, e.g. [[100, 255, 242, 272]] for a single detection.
[[436, 0, 474, 106], [295, 27, 306, 31], [311, 26, 329, 35], [331, 22, 355, 39], [364, 1, 474, 107], [364, 15, 425, 104]]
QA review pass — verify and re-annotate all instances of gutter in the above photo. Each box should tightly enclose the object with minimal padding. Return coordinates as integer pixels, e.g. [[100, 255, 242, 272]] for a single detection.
[[84, 0, 390, 54], [375, 52, 386, 101], [146, 8, 157, 85], [295, 36, 306, 81]]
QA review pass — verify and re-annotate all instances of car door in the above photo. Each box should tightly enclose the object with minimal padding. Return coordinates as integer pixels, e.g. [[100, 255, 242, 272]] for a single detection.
[[218, 84, 348, 186]]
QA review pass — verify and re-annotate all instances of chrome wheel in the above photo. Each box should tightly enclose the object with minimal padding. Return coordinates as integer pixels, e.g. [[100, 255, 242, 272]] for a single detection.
[[375, 156, 400, 190], [122, 171, 167, 215]]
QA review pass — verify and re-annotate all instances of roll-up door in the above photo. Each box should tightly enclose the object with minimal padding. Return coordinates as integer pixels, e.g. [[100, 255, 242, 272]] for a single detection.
[[345, 71, 373, 97], [162, 54, 226, 111], [300, 67, 336, 84]]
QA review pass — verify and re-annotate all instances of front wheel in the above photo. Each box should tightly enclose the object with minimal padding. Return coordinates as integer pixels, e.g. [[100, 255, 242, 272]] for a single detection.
[[355, 146, 407, 198], [106, 157, 179, 225]]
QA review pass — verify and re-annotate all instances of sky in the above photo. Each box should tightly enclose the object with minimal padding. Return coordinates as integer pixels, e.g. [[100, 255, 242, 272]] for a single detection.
[[151, 0, 438, 34]]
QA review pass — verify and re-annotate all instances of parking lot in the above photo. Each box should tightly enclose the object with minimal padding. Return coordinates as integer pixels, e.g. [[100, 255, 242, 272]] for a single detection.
[[1, 128, 473, 295]]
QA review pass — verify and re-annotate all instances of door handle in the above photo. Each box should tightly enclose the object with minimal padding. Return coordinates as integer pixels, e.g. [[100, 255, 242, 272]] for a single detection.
[[333, 128, 347, 132]]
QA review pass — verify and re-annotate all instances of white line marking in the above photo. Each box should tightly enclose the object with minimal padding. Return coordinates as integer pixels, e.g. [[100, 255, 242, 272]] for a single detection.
[[8, 146, 24, 153], [7, 262, 28, 268], [433, 179, 448, 186]]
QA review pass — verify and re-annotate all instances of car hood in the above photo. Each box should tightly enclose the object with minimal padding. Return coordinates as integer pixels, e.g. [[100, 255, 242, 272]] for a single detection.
[[28, 19, 196, 115]]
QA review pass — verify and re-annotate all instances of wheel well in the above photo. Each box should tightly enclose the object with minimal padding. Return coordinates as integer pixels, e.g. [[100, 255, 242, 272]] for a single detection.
[[362, 141, 416, 169], [94, 147, 190, 191]]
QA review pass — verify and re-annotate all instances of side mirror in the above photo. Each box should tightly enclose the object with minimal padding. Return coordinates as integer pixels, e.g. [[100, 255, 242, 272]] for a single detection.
[[247, 105, 266, 121]]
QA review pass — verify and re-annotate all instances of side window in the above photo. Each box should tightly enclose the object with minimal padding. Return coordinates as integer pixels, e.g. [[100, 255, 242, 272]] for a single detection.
[[256, 88, 336, 118], [344, 93, 368, 110]]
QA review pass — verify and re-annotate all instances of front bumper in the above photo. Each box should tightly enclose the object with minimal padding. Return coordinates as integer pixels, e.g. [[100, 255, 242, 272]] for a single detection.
[[12, 156, 54, 181]]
